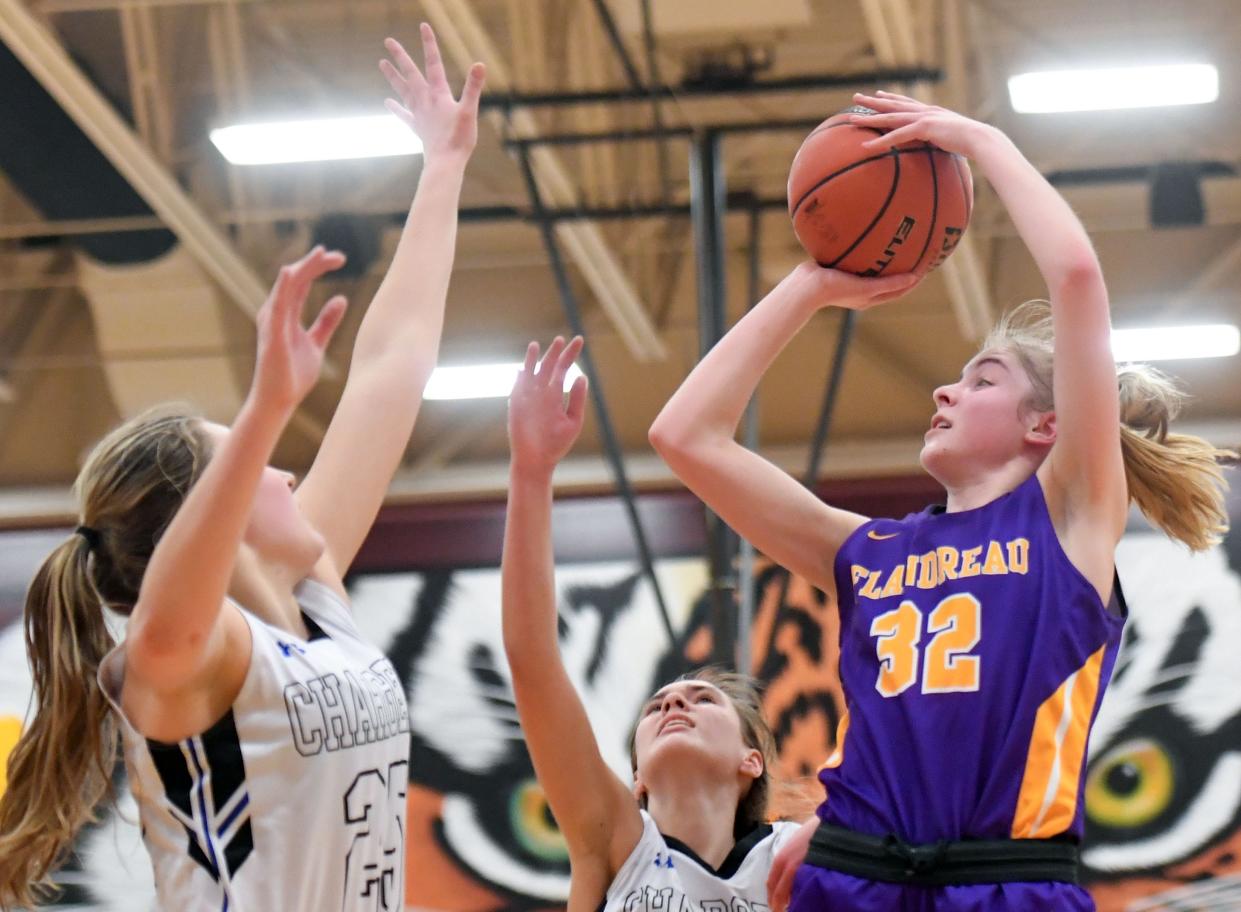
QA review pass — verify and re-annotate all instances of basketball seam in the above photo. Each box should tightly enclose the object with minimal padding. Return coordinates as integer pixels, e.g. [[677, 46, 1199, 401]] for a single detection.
[[789, 146, 932, 220], [825, 151, 902, 270], [824, 122, 884, 135], [802, 122, 832, 144], [910, 147, 939, 275]]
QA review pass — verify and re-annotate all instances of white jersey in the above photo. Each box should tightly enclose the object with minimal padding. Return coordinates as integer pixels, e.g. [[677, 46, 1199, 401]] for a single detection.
[[603, 811, 799, 912], [99, 579, 410, 912]]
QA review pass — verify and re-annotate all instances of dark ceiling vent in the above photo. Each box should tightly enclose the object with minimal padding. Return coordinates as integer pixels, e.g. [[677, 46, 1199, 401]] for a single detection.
[[0, 44, 176, 265]]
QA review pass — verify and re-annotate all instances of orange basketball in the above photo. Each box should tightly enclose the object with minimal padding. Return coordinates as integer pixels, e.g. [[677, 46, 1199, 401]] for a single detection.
[[787, 105, 973, 276]]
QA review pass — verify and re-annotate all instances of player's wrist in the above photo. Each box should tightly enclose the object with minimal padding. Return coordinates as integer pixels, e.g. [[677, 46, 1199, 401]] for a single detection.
[[782, 263, 837, 315], [964, 123, 1016, 166], [509, 458, 557, 485]]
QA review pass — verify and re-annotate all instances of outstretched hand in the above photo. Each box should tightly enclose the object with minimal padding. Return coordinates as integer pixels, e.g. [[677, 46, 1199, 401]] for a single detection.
[[380, 23, 485, 164], [251, 245, 348, 414], [508, 336, 589, 476], [850, 90, 992, 159]]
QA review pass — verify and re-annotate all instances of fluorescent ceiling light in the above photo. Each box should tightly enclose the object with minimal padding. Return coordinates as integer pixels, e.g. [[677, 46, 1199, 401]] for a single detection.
[[424, 362, 586, 401], [1111, 324, 1239, 362], [1008, 63, 1218, 113], [210, 114, 422, 165]]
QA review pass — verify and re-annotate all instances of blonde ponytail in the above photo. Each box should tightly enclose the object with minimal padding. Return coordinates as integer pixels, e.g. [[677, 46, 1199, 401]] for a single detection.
[[985, 301, 1235, 552], [0, 535, 117, 909], [1116, 365, 1236, 551], [0, 407, 209, 909]]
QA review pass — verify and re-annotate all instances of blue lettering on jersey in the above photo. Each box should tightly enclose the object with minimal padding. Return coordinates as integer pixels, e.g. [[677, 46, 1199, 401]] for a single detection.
[[277, 640, 307, 657]]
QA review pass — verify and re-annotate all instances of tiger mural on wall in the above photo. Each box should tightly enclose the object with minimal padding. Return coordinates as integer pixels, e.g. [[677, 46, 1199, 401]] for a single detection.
[[1081, 529, 1241, 910], [1, 500, 1239, 911], [651, 560, 842, 795], [355, 560, 708, 911]]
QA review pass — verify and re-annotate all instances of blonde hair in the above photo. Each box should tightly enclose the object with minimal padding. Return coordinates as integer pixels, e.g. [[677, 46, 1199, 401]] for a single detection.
[[984, 301, 1236, 552], [0, 408, 209, 909]]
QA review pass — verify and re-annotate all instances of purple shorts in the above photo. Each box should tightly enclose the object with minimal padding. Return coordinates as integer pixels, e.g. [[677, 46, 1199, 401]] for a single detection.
[[790, 862, 1095, 912]]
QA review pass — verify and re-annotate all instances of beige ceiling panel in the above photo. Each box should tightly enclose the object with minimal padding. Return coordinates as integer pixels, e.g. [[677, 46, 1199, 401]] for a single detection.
[[612, 0, 812, 34], [76, 245, 244, 423]]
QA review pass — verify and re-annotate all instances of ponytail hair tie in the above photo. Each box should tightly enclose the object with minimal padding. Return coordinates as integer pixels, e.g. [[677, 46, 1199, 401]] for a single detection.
[[75, 525, 101, 550]]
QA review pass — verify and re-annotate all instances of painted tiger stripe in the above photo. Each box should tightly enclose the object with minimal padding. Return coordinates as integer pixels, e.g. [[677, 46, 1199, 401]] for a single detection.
[[1011, 644, 1108, 838]]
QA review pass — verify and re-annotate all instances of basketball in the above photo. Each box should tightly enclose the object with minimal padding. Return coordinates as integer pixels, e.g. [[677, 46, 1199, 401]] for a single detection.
[[787, 105, 973, 276]]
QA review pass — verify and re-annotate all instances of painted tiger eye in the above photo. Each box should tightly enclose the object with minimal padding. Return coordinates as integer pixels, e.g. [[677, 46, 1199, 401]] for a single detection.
[[1085, 738, 1175, 829], [510, 779, 568, 860]]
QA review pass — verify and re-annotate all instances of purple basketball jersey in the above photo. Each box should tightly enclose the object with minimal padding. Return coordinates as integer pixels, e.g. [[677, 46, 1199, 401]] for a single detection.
[[818, 472, 1125, 845]]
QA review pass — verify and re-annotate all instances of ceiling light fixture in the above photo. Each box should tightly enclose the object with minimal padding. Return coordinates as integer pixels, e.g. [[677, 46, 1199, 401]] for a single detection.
[[210, 114, 422, 165], [1008, 63, 1218, 113], [1111, 324, 1240, 362], [423, 362, 586, 401]]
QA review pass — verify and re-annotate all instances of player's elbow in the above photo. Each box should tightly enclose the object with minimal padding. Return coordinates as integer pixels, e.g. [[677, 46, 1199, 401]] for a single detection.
[[648, 411, 681, 456], [648, 417, 703, 476], [649, 404, 716, 459], [125, 612, 212, 691], [1052, 251, 1105, 298]]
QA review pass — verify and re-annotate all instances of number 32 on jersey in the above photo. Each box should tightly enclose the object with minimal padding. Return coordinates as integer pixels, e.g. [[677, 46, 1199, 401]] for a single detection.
[[869, 593, 981, 696]]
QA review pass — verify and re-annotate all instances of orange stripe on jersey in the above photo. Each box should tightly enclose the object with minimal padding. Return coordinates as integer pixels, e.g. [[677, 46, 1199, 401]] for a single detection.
[[820, 709, 851, 771], [1011, 644, 1108, 839]]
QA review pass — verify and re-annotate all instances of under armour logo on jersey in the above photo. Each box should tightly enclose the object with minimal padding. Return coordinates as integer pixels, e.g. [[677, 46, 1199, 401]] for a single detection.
[[277, 640, 306, 657], [653, 852, 674, 869]]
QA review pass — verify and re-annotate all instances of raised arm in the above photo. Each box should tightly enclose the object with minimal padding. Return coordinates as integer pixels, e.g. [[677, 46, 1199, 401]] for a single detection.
[[857, 92, 1127, 541], [127, 248, 347, 695], [503, 337, 644, 888], [648, 266, 918, 592], [296, 24, 485, 584]]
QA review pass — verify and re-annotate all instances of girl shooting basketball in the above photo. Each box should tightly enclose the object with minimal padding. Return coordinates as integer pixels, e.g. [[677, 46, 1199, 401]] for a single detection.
[[650, 91, 1234, 911], [0, 25, 483, 910], [504, 336, 800, 912]]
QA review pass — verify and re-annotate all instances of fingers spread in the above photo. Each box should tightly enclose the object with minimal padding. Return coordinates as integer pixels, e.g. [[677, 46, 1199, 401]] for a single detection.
[[267, 265, 293, 311], [862, 124, 921, 149], [384, 98, 418, 131], [854, 90, 920, 111], [876, 89, 919, 104], [565, 375, 588, 424], [420, 22, 448, 89], [460, 61, 486, 113], [537, 337, 566, 382], [552, 336, 584, 388], [383, 37, 421, 84], [521, 341, 540, 375], [850, 111, 918, 129], [308, 295, 349, 349], [289, 248, 346, 300], [379, 58, 408, 98]]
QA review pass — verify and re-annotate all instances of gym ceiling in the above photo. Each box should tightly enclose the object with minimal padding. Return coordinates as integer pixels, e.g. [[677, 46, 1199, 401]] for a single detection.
[[0, 0, 1237, 525]]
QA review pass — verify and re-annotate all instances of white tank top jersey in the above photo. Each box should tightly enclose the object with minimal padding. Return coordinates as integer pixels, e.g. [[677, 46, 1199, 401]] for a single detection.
[[602, 810, 800, 912], [99, 578, 411, 912]]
